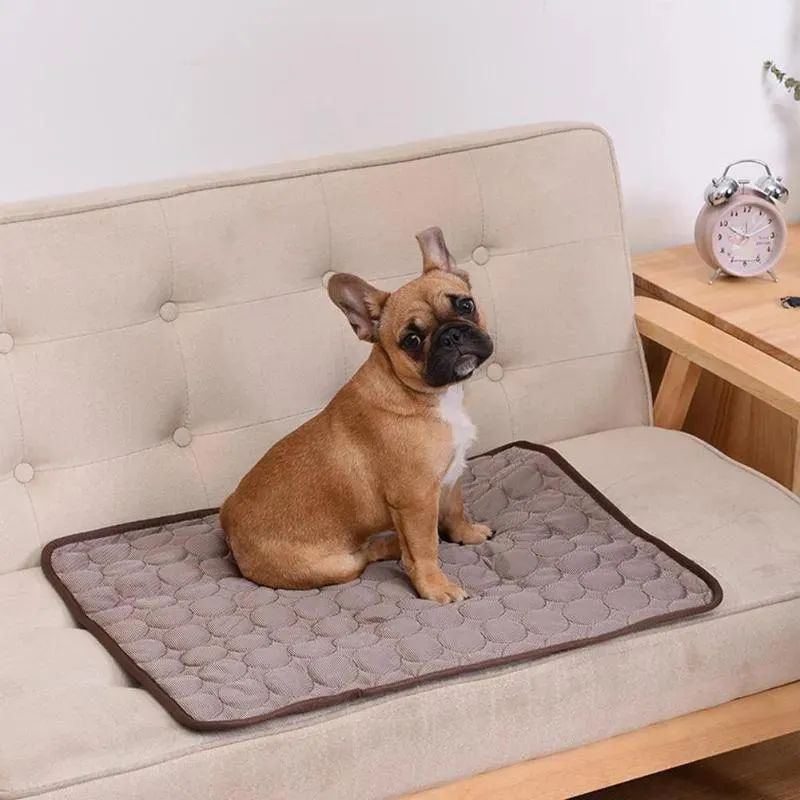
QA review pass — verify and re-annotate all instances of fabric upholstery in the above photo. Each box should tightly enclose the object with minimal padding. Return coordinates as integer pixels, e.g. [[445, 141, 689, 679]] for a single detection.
[[0, 122, 650, 573], [2, 428, 800, 799]]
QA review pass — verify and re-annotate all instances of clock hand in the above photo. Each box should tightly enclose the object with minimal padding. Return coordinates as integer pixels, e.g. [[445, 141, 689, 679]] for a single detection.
[[728, 225, 747, 237], [748, 223, 771, 237]]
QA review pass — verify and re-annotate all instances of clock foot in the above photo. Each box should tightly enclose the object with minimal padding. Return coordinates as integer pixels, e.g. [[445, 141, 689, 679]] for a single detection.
[[768, 269, 779, 283], [708, 268, 724, 285]]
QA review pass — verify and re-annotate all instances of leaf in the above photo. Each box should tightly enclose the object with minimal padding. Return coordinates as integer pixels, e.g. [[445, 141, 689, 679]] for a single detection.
[[794, 85, 800, 101], [786, 78, 797, 88], [771, 64, 787, 81], [764, 60, 774, 69]]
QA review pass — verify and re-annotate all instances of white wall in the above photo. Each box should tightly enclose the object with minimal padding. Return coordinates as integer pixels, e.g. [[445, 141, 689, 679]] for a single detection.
[[1, 0, 798, 251]]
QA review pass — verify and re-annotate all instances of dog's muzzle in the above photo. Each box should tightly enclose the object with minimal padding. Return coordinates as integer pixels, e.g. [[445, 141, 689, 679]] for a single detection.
[[425, 322, 494, 387]]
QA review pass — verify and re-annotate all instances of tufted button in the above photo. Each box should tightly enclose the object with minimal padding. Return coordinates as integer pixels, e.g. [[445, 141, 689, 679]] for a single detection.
[[0, 332, 14, 354], [14, 462, 34, 484], [321, 271, 337, 289], [159, 302, 179, 323], [486, 363, 504, 382], [172, 427, 193, 447], [471, 246, 490, 266]]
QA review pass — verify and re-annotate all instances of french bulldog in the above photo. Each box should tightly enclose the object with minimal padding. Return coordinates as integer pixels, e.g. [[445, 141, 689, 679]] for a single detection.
[[220, 227, 494, 603]]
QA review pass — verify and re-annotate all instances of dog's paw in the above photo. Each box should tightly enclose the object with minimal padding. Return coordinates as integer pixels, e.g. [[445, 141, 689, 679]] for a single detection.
[[418, 578, 468, 604], [448, 522, 493, 545]]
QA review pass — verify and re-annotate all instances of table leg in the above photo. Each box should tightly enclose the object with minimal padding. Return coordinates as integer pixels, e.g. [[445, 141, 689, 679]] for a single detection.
[[644, 337, 797, 492], [653, 352, 702, 430]]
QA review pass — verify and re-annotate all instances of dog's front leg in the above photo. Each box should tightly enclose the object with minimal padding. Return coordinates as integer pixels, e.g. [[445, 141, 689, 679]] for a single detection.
[[439, 479, 493, 545], [389, 497, 466, 604]]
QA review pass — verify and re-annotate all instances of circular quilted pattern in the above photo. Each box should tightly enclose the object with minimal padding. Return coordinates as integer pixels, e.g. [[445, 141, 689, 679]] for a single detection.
[[50, 447, 719, 726], [244, 645, 291, 669]]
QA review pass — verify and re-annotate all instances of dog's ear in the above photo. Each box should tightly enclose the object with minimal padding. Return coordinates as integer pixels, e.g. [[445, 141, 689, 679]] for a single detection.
[[327, 273, 390, 343], [415, 227, 470, 284]]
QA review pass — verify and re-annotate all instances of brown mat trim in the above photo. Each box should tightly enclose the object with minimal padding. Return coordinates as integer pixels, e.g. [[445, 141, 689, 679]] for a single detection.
[[41, 441, 723, 732]]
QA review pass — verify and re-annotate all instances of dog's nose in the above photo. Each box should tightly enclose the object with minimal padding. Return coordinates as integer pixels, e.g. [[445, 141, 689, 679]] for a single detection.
[[440, 328, 462, 349]]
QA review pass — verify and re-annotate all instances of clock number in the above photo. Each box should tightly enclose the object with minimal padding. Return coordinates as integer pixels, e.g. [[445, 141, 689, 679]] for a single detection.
[[721, 220, 729, 227], [756, 255, 761, 263], [717, 233, 722, 240], [744, 205, 751, 213], [768, 246, 772, 253], [720, 247, 726, 254], [732, 210, 739, 217], [770, 232, 775, 239]]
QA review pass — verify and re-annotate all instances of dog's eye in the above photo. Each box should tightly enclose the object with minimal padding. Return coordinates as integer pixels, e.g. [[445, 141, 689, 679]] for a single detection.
[[401, 332, 422, 351], [455, 297, 475, 316]]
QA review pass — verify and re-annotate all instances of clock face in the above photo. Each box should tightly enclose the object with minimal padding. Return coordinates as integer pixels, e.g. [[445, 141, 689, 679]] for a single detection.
[[711, 199, 783, 276]]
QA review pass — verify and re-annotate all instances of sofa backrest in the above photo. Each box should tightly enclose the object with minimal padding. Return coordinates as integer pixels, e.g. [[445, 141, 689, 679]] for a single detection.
[[0, 122, 650, 572]]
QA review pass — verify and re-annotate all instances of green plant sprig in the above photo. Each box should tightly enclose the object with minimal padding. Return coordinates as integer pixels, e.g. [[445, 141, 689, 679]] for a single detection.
[[764, 60, 800, 100]]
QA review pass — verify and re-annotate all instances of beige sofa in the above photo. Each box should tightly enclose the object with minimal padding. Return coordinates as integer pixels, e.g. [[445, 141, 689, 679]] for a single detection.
[[2, 122, 800, 800]]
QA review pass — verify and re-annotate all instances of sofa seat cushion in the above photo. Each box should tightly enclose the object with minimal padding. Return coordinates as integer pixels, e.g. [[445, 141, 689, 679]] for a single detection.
[[2, 426, 800, 800]]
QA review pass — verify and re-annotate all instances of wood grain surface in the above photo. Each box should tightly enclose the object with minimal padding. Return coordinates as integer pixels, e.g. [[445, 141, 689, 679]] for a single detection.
[[634, 226, 800, 371], [635, 296, 800, 420], [634, 234, 800, 493], [579, 730, 800, 800]]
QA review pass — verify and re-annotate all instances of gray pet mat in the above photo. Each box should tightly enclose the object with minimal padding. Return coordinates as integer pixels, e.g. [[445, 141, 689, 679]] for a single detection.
[[43, 442, 722, 731]]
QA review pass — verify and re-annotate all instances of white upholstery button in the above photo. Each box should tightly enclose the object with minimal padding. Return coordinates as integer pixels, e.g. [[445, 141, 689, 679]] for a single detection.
[[0, 332, 14, 354], [322, 271, 337, 289], [172, 427, 193, 447], [471, 246, 490, 266], [14, 462, 34, 484], [486, 363, 504, 382], [159, 302, 179, 322]]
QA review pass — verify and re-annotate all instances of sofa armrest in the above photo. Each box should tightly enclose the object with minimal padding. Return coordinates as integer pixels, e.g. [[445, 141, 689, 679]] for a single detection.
[[634, 296, 800, 426]]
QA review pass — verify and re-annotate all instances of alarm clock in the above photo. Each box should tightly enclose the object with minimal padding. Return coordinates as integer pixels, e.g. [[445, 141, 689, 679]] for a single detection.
[[694, 159, 789, 284]]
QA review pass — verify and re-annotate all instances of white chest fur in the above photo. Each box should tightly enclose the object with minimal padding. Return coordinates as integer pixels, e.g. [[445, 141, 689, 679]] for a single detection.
[[437, 385, 477, 487]]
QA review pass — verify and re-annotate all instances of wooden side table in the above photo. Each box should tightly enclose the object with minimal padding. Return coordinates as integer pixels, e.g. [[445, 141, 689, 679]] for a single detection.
[[633, 225, 800, 493]]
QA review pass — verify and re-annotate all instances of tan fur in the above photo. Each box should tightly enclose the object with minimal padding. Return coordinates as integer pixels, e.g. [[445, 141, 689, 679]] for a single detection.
[[221, 230, 492, 604]]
